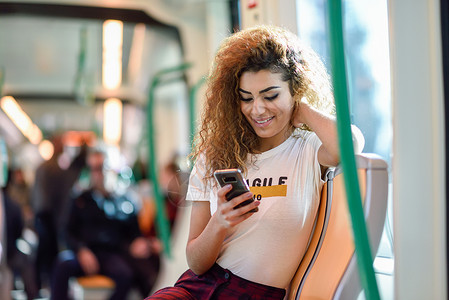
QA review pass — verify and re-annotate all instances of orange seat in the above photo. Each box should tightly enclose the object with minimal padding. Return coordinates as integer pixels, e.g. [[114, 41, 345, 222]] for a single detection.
[[75, 275, 115, 288], [288, 153, 388, 300], [70, 275, 115, 300]]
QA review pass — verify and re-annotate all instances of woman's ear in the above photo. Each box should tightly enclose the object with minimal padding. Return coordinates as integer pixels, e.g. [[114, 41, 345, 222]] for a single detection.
[[291, 95, 307, 114], [290, 99, 301, 128], [291, 94, 302, 110]]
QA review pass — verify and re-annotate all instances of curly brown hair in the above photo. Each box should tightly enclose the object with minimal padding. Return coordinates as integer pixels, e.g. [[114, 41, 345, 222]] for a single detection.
[[191, 25, 334, 179]]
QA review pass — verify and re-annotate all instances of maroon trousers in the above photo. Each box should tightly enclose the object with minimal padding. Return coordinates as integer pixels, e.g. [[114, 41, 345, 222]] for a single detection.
[[146, 263, 286, 300]]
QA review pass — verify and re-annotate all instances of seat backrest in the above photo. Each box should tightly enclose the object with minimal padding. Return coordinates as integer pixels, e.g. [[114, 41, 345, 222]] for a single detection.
[[288, 153, 389, 300]]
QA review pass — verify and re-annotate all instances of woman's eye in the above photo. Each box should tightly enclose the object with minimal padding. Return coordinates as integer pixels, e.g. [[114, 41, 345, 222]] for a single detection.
[[240, 96, 253, 102], [265, 94, 279, 101]]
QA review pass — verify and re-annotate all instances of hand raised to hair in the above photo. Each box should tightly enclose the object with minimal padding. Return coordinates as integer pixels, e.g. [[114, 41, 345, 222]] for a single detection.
[[291, 97, 309, 128]]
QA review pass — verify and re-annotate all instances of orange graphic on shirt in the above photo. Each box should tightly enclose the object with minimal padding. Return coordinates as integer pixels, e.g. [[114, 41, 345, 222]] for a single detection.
[[249, 185, 287, 200]]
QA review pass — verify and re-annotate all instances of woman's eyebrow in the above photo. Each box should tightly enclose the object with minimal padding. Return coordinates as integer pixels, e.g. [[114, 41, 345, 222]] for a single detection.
[[238, 88, 251, 94], [259, 86, 281, 93], [238, 86, 281, 94]]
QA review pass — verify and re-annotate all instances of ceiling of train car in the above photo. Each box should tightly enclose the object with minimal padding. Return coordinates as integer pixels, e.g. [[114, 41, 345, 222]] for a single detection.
[[0, 2, 186, 147], [0, 3, 184, 101]]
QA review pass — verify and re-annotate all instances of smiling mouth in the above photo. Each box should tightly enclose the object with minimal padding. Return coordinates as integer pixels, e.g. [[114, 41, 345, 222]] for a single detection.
[[255, 117, 274, 124]]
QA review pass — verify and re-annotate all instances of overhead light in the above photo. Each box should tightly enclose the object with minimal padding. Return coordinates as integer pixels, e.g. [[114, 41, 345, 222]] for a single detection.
[[28, 124, 43, 145], [128, 23, 146, 84], [103, 98, 122, 145], [102, 20, 123, 90], [0, 96, 42, 144], [38, 139, 54, 161]]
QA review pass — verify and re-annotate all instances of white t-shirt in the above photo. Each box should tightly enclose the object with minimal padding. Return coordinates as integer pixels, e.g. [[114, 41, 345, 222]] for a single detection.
[[186, 130, 324, 288]]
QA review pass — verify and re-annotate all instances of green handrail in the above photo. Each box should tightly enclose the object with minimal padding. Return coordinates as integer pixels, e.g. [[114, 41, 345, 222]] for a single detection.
[[147, 62, 192, 257], [188, 76, 206, 147], [0, 67, 4, 97], [74, 26, 88, 105], [327, 1, 380, 299]]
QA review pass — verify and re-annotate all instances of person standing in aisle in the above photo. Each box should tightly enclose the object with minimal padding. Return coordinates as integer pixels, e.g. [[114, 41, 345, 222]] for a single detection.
[[31, 133, 87, 290]]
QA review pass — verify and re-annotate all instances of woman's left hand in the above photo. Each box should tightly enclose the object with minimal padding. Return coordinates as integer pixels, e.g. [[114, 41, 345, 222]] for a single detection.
[[291, 98, 308, 128], [291, 98, 341, 167]]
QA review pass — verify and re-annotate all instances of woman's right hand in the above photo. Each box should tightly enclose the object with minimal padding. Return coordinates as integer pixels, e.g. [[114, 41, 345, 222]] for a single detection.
[[213, 184, 260, 229], [186, 184, 260, 275]]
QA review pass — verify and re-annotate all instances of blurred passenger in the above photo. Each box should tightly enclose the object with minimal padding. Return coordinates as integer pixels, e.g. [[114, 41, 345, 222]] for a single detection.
[[2, 188, 39, 299], [0, 138, 11, 299], [133, 156, 182, 238], [5, 168, 34, 229], [31, 134, 87, 289], [50, 150, 160, 300], [158, 156, 187, 230], [0, 188, 11, 300]]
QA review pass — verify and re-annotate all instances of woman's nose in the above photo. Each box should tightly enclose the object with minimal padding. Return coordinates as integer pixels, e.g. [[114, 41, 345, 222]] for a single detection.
[[251, 97, 265, 114]]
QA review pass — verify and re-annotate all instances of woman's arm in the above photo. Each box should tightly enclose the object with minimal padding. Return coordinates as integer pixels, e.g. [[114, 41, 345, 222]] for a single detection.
[[186, 185, 259, 275], [293, 100, 364, 167], [293, 101, 340, 167], [186, 201, 225, 275]]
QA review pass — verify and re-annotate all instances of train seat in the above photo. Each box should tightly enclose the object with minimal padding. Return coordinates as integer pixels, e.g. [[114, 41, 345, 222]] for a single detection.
[[288, 153, 389, 300], [69, 275, 115, 300]]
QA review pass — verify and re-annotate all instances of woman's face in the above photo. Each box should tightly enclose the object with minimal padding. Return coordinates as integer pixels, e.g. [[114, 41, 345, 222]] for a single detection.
[[239, 69, 294, 151]]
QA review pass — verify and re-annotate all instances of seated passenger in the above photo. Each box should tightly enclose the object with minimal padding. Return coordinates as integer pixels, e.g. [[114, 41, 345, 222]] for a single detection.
[[50, 150, 160, 300], [146, 25, 360, 299]]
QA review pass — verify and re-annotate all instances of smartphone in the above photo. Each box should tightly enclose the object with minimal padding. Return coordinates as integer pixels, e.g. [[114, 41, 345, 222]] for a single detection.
[[213, 168, 256, 211]]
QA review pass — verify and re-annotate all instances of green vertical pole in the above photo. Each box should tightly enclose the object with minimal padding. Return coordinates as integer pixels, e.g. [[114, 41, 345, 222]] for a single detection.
[[188, 76, 206, 147], [0, 67, 4, 97], [75, 27, 88, 105], [327, 1, 380, 299], [147, 76, 170, 257], [147, 63, 191, 257]]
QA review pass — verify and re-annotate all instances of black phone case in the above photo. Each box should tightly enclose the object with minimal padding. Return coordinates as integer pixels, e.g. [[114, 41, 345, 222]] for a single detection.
[[214, 169, 254, 209]]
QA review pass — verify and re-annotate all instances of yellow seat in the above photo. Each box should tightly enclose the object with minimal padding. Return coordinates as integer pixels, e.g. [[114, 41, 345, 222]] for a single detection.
[[288, 153, 388, 300]]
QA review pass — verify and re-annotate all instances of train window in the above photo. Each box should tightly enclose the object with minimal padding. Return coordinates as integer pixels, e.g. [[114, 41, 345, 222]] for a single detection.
[[296, 0, 393, 298]]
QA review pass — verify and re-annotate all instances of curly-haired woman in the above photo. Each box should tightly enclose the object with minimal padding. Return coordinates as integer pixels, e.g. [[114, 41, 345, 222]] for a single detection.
[[147, 25, 363, 300]]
